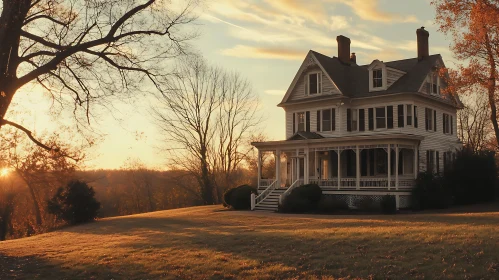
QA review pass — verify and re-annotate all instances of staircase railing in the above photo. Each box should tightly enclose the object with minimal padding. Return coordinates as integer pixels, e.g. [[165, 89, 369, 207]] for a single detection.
[[254, 179, 278, 207], [279, 179, 303, 205]]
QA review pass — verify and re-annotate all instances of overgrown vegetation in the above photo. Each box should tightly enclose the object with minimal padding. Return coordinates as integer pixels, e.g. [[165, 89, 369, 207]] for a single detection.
[[445, 149, 498, 205], [280, 184, 322, 213], [47, 180, 100, 225], [412, 149, 498, 210], [223, 185, 257, 210]]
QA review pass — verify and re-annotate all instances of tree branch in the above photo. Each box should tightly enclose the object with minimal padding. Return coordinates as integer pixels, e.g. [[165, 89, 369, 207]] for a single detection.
[[0, 119, 56, 152]]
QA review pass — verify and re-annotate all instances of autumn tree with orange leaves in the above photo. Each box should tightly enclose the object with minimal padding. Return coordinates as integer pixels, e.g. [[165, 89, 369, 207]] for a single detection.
[[433, 0, 499, 149]]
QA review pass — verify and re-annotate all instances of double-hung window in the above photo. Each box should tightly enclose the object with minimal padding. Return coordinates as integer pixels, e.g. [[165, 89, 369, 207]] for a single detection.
[[406, 105, 413, 126], [297, 112, 305, 131], [322, 109, 331, 131], [425, 108, 435, 131], [375, 107, 386, 129], [373, 69, 383, 88], [427, 71, 439, 95], [427, 150, 435, 173], [308, 73, 322, 95], [443, 113, 453, 134]]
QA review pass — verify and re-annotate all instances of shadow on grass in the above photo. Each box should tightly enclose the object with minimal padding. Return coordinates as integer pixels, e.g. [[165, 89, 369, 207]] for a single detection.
[[4, 207, 499, 279], [52, 210, 499, 279], [0, 252, 141, 280]]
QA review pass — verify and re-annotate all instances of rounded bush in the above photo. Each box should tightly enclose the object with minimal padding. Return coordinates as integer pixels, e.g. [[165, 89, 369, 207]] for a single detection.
[[224, 185, 257, 210], [47, 180, 100, 225], [381, 195, 397, 214], [280, 183, 322, 213], [223, 188, 235, 207]]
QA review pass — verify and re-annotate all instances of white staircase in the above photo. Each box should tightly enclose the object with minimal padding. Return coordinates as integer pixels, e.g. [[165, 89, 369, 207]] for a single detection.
[[253, 188, 286, 212]]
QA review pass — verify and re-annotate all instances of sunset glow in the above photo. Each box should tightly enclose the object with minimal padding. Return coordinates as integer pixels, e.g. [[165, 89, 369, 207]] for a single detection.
[[0, 168, 11, 177]]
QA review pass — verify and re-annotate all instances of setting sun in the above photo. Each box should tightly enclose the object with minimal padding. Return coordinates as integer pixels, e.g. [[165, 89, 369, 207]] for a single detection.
[[0, 168, 11, 177]]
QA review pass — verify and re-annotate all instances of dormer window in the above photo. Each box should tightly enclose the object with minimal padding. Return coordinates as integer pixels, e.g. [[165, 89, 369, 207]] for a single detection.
[[368, 60, 387, 92], [307, 72, 322, 95], [372, 69, 383, 88]]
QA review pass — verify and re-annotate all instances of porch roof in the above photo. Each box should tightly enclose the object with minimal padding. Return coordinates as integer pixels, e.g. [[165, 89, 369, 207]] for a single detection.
[[251, 133, 423, 149]]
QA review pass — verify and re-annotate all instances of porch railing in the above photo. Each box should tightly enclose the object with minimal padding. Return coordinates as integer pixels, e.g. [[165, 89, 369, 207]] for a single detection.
[[255, 179, 277, 206], [310, 178, 339, 187], [279, 179, 303, 205], [259, 179, 274, 188], [308, 177, 415, 190]]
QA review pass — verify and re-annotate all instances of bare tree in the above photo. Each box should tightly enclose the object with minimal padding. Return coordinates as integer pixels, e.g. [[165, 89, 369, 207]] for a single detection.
[[0, 0, 198, 149], [211, 72, 261, 197], [154, 56, 261, 204], [458, 92, 494, 152], [121, 158, 156, 212], [0, 129, 84, 227]]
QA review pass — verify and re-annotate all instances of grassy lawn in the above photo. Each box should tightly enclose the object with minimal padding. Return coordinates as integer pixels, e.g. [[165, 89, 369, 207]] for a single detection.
[[1, 206, 499, 279]]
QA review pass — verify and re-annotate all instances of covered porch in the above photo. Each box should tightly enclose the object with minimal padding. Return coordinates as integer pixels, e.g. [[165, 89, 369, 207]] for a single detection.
[[255, 135, 422, 192]]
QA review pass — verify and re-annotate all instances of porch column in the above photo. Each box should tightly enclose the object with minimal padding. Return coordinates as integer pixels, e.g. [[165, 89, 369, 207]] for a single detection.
[[314, 150, 318, 180], [296, 150, 300, 183], [337, 147, 341, 190], [356, 145, 360, 190], [413, 145, 418, 179], [304, 148, 309, 184], [257, 149, 262, 187], [275, 149, 281, 187], [395, 145, 399, 190], [387, 144, 391, 190]]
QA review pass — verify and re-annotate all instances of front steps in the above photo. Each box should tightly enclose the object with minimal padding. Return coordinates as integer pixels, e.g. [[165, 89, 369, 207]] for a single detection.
[[254, 189, 286, 212]]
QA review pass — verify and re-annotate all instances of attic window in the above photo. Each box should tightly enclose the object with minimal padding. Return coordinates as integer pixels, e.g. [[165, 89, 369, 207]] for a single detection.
[[427, 71, 439, 95], [308, 73, 322, 95], [373, 69, 383, 88]]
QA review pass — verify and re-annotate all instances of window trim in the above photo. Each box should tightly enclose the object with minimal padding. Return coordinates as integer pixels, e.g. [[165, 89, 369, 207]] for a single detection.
[[307, 72, 322, 95], [372, 69, 383, 88], [296, 111, 305, 132], [347, 108, 359, 132], [425, 108, 436, 132], [406, 104, 413, 126], [428, 71, 440, 95], [375, 106, 387, 129], [368, 60, 388, 92]]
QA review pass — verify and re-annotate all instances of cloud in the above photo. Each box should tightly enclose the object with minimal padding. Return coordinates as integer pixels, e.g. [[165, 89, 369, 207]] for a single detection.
[[264, 90, 286, 96], [221, 45, 304, 60], [333, 0, 418, 23], [329, 15, 350, 30]]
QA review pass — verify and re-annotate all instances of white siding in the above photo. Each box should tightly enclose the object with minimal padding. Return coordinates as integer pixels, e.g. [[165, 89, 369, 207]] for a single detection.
[[284, 95, 460, 170], [386, 68, 405, 88], [289, 66, 341, 101]]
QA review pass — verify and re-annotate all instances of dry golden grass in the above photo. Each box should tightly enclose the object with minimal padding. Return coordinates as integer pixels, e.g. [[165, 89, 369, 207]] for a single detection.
[[1, 205, 499, 279]]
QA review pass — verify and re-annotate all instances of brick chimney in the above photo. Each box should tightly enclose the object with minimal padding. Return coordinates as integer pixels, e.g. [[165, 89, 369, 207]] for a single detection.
[[350, 52, 357, 64], [337, 35, 351, 64], [417, 27, 429, 60]]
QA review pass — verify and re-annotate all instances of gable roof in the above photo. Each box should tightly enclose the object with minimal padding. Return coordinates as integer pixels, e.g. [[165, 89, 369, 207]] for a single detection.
[[279, 51, 461, 107], [287, 131, 324, 141]]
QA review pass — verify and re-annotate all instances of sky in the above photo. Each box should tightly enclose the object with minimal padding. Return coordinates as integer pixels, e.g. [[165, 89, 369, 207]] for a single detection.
[[8, 0, 459, 170]]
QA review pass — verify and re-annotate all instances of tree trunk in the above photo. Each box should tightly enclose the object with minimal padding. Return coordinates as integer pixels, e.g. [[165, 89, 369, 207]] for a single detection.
[[200, 148, 214, 205], [0, 0, 31, 123], [484, 32, 499, 148], [26, 182, 43, 226]]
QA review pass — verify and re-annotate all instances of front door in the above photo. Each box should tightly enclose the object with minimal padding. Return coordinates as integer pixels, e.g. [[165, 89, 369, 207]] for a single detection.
[[299, 158, 304, 179]]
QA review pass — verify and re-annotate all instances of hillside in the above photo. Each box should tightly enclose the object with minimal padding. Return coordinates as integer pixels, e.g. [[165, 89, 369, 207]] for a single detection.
[[1, 206, 498, 279]]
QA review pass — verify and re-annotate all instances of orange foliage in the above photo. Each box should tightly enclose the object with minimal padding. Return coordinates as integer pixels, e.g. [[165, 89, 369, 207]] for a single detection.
[[433, 0, 499, 147]]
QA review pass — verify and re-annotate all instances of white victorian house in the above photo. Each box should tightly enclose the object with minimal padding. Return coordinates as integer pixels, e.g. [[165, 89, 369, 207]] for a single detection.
[[251, 27, 462, 212]]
